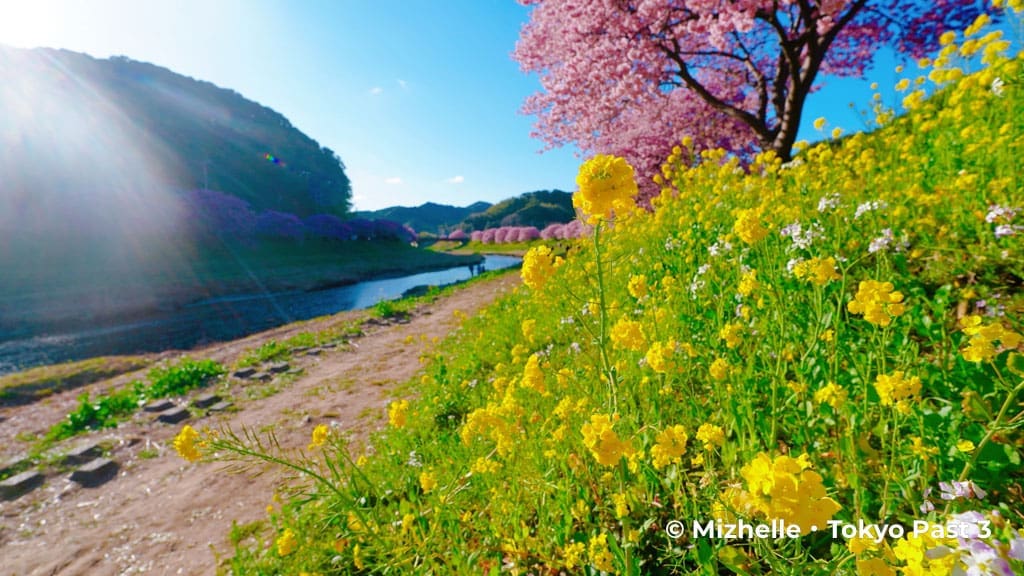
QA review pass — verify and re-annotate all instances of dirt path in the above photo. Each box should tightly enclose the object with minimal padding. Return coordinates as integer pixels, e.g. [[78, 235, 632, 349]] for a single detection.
[[0, 273, 520, 576]]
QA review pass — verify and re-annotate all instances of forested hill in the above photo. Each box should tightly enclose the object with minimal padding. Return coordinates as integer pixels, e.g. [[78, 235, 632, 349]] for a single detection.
[[459, 189, 573, 230], [355, 201, 492, 236], [358, 190, 574, 235], [0, 45, 351, 220]]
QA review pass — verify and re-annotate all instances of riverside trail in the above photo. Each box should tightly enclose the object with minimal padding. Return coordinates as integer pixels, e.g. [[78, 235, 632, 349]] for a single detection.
[[0, 272, 520, 576]]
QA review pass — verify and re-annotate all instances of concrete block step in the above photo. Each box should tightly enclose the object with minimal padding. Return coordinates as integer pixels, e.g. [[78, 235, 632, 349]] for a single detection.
[[0, 470, 44, 500], [69, 458, 118, 487], [156, 406, 190, 424]]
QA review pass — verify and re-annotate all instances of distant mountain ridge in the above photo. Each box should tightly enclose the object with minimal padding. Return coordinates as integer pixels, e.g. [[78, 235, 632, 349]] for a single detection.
[[355, 201, 492, 235], [357, 190, 574, 235]]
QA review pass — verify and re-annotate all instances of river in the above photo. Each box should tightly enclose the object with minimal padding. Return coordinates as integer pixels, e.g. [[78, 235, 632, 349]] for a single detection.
[[0, 254, 521, 375]]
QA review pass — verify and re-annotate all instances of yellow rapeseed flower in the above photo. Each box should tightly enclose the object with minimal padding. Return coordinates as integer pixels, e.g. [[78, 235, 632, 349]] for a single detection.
[[651, 425, 689, 469], [696, 423, 726, 449], [733, 207, 769, 244], [574, 154, 638, 224], [738, 269, 759, 296], [173, 425, 202, 462], [847, 280, 905, 327], [627, 274, 649, 299], [645, 340, 677, 373], [521, 318, 536, 343], [521, 245, 559, 290], [307, 424, 329, 451], [561, 541, 586, 570], [581, 414, 633, 466], [522, 353, 546, 394], [709, 357, 730, 381], [720, 322, 743, 349], [873, 371, 921, 414], [610, 319, 647, 351], [814, 382, 848, 410], [388, 399, 409, 428], [739, 452, 842, 535], [960, 315, 1022, 363], [587, 533, 615, 573], [419, 470, 437, 493], [793, 256, 841, 286], [276, 528, 298, 557]]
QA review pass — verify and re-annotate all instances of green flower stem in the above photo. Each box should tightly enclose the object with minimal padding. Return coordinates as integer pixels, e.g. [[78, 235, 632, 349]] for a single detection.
[[593, 222, 618, 411], [208, 437, 387, 549]]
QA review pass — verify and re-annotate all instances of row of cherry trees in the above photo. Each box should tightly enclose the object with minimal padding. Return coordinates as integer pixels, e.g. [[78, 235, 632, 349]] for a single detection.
[[186, 189, 416, 244], [445, 221, 590, 243]]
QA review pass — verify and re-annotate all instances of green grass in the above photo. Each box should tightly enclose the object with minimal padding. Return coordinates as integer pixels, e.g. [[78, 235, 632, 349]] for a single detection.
[[42, 357, 226, 445], [0, 356, 151, 405]]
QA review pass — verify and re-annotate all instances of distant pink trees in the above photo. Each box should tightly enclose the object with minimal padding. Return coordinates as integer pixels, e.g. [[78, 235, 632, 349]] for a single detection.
[[514, 0, 994, 197], [466, 224, 587, 243], [447, 229, 469, 241], [539, 220, 589, 240]]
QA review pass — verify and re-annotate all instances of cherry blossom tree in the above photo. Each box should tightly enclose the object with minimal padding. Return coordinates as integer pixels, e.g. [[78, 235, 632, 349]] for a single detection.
[[514, 0, 994, 195]]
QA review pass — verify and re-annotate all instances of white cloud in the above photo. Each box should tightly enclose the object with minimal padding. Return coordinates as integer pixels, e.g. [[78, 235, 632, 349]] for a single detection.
[[446, 175, 465, 184], [397, 79, 408, 90], [384, 176, 402, 185], [369, 86, 384, 95]]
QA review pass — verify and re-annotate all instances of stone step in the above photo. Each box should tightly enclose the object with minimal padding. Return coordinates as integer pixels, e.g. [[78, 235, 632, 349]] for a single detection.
[[208, 401, 233, 412], [143, 399, 175, 413], [156, 406, 190, 424], [69, 458, 118, 487], [63, 441, 102, 466], [0, 470, 44, 500], [192, 393, 221, 409], [267, 362, 290, 374], [232, 367, 257, 379], [0, 454, 28, 476]]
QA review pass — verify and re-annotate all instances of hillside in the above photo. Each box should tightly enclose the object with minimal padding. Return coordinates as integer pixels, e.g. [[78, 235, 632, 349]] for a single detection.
[[355, 201, 492, 235], [359, 190, 576, 236], [460, 189, 573, 230], [0, 45, 351, 220]]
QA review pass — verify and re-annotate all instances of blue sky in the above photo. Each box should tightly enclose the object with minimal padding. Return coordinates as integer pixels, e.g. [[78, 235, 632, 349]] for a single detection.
[[1, 1, 906, 211]]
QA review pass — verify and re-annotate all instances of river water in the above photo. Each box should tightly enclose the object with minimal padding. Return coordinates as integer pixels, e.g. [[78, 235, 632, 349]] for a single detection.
[[0, 254, 521, 375]]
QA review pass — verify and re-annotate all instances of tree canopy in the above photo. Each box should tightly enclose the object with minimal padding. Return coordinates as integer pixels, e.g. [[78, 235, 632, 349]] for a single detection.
[[514, 0, 996, 196]]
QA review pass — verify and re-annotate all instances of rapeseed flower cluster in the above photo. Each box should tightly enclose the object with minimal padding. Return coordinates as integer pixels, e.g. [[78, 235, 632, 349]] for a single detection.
[[388, 399, 409, 428], [873, 371, 922, 414], [610, 318, 646, 351], [521, 245, 560, 290], [738, 452, 842, 535], [847, 280, 906, 326], [650, 425, 689, 469], [960, 315, 1022, 362], [791, 256, 841, 286], [733, 206, 769, 244], [581, 413, 633, 466], [173, 424, 202, 462], [574, 154, 638, 224]]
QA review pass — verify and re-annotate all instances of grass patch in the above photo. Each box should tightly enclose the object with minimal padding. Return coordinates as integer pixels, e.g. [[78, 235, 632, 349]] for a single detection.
[[41, 357, 225, 445], [0, 356, 151, 405]]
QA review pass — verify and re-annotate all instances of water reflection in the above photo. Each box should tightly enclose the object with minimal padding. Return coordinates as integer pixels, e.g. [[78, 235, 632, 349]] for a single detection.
[[0, 254, 521, 374]]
